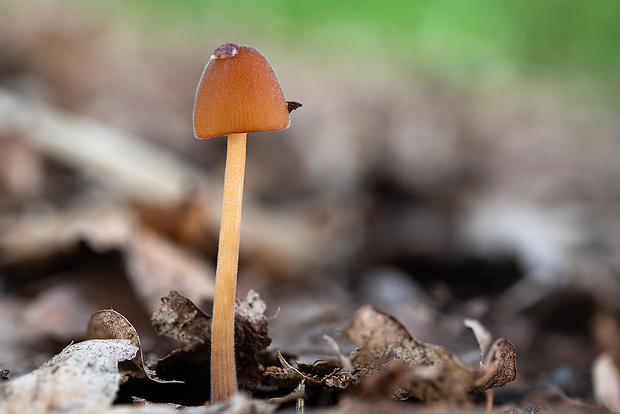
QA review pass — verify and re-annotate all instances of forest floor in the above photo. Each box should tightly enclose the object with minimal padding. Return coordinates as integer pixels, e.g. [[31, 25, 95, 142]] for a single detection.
[[0, 3, 619, 413]]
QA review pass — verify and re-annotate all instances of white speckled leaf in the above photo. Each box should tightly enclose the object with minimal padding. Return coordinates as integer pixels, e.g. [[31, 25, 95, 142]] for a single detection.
[[0, 339, 138, 414]]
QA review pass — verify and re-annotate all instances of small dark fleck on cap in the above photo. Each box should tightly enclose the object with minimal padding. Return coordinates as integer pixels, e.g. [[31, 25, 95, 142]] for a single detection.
[[213, 43, 239, 59], [287, 101, 302, 113]]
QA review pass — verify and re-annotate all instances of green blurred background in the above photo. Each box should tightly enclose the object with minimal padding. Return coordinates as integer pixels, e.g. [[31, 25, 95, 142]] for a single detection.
[[110, 0, 620, 99]]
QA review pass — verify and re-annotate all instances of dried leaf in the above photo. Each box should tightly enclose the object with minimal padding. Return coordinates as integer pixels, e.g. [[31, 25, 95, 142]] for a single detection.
[[233, 289, 274, 390], [0, 339, 137, 414], [234, 311, 273, 392], [151, 290, 272, 393], [464, 318, 493, 368], [263, 350, 353, 391], [269, 351, 307, 386], [343, 305, 458, 377], [470, 338, 518, 394], [323, 334, 354, 372], [263, 308, 517, 401], [88, 309, 179, 384], [151, 290, 211, 348], [343, 305, 516, 402]]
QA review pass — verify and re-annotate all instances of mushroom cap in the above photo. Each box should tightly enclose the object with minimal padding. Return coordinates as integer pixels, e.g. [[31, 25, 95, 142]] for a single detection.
[[193, 43, 290, 139]]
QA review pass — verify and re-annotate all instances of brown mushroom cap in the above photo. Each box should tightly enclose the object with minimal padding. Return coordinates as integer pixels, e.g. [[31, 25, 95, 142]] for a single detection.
[[193, 43, 290, 139]]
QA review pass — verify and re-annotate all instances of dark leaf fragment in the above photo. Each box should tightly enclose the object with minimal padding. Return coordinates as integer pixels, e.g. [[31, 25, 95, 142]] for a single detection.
[[151, 289, 211, 348], [151, 290, 272, 393]]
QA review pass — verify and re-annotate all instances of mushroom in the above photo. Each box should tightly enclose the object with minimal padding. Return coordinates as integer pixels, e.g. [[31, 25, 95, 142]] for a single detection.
[[193, 42, 299, 403]]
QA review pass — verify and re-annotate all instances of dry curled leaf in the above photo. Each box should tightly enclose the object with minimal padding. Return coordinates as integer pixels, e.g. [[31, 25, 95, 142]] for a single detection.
[[343, 305, 517, 403], [464, 318, 493, 368], [0, 339, 137, 414], [470, 338, 518, 394], [264, 305, 516, 403], [88, 308, 179, 384]]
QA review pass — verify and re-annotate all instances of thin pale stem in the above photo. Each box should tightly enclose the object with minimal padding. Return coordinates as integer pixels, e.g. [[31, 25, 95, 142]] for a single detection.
[[211, 132, 247, 403]]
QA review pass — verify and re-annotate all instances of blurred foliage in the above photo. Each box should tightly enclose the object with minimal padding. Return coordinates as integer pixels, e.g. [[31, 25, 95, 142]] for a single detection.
[[104, 0, 620, 94]]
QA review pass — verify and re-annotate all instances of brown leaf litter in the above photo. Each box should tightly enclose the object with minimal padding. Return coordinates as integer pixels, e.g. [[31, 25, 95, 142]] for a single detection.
[[151, 289, 271, 394], [345, 305, 516, 402], [2, 289, 517, 411], [263, 304, 516, 405]]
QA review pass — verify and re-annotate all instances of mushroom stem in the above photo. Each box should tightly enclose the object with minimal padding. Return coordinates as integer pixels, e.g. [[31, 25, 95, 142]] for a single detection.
[[211, 132, 247, 403]]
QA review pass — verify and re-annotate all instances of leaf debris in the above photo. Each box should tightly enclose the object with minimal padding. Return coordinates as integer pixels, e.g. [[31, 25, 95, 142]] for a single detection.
[[264, 304, 516, 405], [88, 309, 180, 384], [0, 339, 138, 414]]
